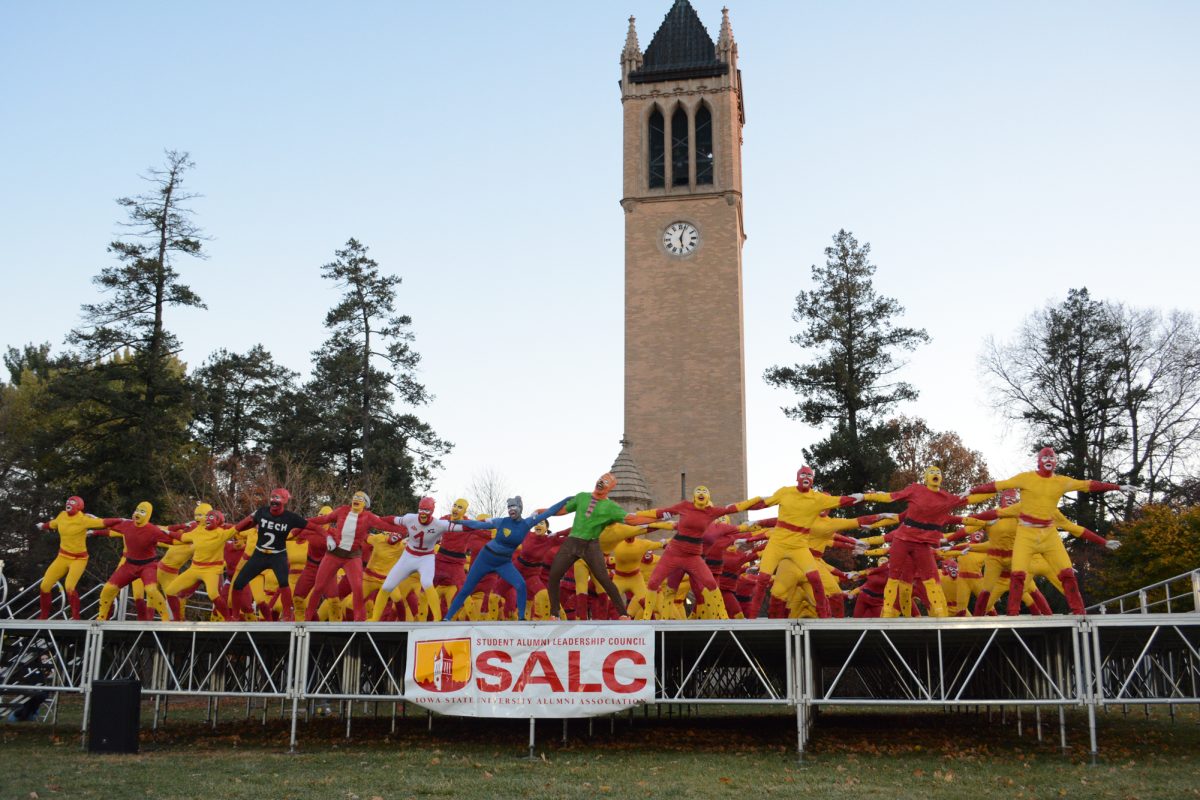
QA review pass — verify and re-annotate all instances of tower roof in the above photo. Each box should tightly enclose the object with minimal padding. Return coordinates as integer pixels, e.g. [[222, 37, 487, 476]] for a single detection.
[[608, 437, 654, 511], [629, 0, 726, 84]]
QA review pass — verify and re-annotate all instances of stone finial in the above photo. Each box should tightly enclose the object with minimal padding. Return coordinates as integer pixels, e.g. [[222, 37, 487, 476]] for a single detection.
[[717, 6, 735, 54]]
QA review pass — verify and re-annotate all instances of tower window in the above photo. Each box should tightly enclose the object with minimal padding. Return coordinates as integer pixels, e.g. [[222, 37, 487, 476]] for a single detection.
[[648, 108, 665, 189], [695, 104, 714, 185], [671, 106, 689, 187]]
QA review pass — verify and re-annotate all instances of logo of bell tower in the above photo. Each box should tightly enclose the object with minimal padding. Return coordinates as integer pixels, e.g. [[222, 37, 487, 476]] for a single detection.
[[413, 638, 471, 693]]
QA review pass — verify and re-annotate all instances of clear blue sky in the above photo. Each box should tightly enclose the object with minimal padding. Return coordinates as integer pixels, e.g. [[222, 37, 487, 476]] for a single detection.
[[2, 1, 1197, 512]]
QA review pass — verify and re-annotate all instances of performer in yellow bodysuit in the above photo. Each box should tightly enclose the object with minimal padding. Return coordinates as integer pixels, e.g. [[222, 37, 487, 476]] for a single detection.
[[158, 502, 212, 620], [610, 535, 664, 619], [363, 529, 408, 619], [163, 509, 236, 619], [35, 496, 107, 619], [747, 467, 863, 618], [970, 449, 1128, 615]]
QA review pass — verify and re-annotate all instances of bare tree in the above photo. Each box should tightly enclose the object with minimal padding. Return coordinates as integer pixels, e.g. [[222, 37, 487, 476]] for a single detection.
[[466, 467, 512, 519]]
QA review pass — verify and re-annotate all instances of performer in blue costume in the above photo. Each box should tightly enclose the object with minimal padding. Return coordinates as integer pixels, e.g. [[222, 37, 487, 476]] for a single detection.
[[443, 496, 569, 621]]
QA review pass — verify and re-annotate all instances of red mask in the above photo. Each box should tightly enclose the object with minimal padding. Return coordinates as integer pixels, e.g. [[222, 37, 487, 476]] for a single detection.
[[417, 496, 436, 524], [1036, 447, 1057, 478], [65, 496, 84, 515], [269, 488, 291, 515], [796, 467, 815, 491], [999, 489, 1018, 508], [205, 510, 225, 530]]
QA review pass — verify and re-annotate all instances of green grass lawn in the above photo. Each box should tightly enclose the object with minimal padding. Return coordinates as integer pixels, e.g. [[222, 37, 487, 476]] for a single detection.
[[1, 700, 1198, 799]]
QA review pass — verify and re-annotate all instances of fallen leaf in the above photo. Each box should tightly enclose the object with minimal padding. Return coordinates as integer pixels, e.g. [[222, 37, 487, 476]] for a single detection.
[[719, 778, 732, 784], [483, 771, 494, 780]]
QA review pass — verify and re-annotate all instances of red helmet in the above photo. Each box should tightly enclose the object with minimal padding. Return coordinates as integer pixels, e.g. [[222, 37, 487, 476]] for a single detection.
[[417, 497, 436, 520]]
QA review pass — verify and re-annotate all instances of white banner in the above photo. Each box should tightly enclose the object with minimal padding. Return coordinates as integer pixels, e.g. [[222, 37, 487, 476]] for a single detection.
[[405, 624, 655, 718]]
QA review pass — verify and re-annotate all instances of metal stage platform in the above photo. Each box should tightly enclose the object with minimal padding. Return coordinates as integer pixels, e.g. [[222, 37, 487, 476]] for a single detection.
[[1, 616, 1197, 758]]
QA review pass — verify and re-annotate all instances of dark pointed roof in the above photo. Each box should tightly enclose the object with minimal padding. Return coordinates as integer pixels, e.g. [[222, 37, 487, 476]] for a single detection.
[[629, 0, 726, 84]]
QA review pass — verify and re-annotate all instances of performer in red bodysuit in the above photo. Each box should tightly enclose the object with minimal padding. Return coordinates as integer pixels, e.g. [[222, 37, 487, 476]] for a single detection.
[[93, 502, 181, 620], [433, 498, 473, 616], [305, 491, 409, 622], [292, 505, 334, 617], [632, 486, 760, 620], [864, 466, 989, 618]]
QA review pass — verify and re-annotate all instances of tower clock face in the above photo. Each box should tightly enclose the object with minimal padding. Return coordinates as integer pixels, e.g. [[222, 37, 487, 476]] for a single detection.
[[662, 221, 699, 256]]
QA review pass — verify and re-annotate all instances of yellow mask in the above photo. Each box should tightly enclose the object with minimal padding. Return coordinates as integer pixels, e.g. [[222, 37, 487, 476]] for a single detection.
[[532, 520, 548, 536], [923, 466, 943, 491], [351, 491, 370, 513], [318, 505, 334, 516], [692, 485, 712, 509], [132, 501, 153, 526], [451, 498, 469, 520], [193, 502, 213, 524]]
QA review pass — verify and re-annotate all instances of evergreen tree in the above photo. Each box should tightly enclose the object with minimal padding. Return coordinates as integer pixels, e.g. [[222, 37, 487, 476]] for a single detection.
[[52, 150, 206, 508], [302, 238, 450, 509], [765, 229, 929, 491]]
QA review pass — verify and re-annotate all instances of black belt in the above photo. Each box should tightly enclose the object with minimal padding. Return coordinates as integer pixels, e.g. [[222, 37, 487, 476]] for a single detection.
[[125, 555, 159, 566], [674, 534, 703, 545], [306, 556, 322, 566], [721, 571, 738, 580], [863, 588, 884, 599], [735, 593, 751, 602], [705, 559, 722, 569], [437, 548, 467, 560], [903, 519, 944, 532], [518, 557, 540, 569]]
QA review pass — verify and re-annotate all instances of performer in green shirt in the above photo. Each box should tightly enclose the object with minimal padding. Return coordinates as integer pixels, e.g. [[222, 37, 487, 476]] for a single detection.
[[547, 472, 641, 619]]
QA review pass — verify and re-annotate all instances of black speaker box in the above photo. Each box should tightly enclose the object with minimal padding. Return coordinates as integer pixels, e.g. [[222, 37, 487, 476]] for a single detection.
[[88, 679, 141, 753]]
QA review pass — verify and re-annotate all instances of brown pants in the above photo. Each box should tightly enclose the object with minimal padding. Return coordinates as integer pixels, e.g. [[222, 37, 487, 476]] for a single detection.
[[547, 537, 628, 618]]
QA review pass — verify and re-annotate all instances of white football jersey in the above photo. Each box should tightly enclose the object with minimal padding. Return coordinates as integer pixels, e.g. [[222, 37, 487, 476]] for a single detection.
[[395, 513, 451, 554]]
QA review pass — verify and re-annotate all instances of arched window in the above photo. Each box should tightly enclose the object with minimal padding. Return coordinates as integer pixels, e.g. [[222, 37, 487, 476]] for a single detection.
[[648, 108, 665, 189], [671, 106, 689, 187], [695, 104, 714, 185]]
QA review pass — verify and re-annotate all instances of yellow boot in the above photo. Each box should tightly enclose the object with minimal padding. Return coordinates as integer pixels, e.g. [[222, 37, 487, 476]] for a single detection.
[[97, 583, 119, 620], [881, 579, 901, 618], [923, 579, 949, 618], [898, 582, 914, 617]]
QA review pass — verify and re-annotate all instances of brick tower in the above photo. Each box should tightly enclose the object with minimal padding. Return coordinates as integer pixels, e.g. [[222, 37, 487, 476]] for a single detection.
[[618, 1, 748, 507]]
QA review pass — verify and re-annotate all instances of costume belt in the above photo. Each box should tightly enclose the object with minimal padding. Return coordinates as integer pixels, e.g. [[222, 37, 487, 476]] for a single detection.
[[902, 519, 944, 532], [1019, 514, 1053, 527], [614, 568, 640, 578], [58, 548, 88, 560], [125, 555, 160, 566], [775, 521, 810, 534], [437, 548, 467, 560], [193, 559, 224, 569], [673, 534, 703, 546], [406, 546, 435, 557], [862, 588, 884, 599], [158, 564, 181, 575], [517, 557, 540, 569], [365, 568, 389, 581], [987, 548, 1013, 558]]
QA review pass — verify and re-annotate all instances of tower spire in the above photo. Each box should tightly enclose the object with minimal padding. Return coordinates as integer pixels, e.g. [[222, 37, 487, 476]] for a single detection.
[[621, 15, 643, 78], [717, 6, 736, 60]]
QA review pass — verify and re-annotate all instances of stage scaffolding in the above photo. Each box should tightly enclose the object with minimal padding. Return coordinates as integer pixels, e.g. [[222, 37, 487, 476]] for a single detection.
[[1, 616, 1197, 759]]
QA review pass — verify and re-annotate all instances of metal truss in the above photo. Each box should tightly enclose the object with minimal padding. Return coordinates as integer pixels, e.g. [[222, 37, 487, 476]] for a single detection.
[[2, 615, 1197, 758]]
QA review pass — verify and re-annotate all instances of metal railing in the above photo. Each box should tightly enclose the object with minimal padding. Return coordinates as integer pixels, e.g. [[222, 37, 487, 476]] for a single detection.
[[1086, 569, 1200, 615]]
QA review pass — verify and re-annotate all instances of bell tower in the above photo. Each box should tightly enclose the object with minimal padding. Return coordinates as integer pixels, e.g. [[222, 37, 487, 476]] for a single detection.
[[619, 1, 748, 507]]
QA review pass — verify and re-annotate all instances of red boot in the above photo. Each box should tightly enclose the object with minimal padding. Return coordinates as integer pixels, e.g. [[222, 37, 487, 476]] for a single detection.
[[1058, 569, 1086, 615], [1032, 591, 1053, 616], [38, 592, 53, 620], [973, 591, 991, 617], [767, 597, 788, 619], [1005, 574, 1026, 616], [67, 591, 81, 620], [806, 571, 831, 618]]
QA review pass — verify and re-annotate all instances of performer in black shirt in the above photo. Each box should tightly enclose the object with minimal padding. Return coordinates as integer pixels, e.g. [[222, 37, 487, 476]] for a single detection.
[[231, 488, 318, 621]]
